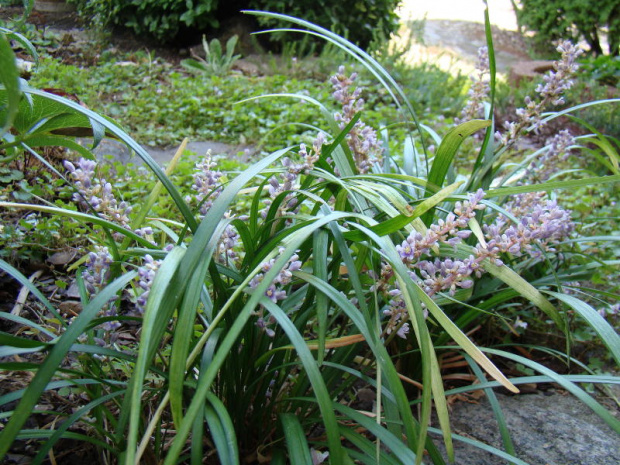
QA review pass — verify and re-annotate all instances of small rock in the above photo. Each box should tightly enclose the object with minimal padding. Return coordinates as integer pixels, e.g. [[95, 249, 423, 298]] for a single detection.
[[433, 392, 620, 465], [509, 60, 555, 86], [65, 282, 81, 299], [47, 250, 76, 266], [59, 301, 82, 316], [233, 59, 260, 76]]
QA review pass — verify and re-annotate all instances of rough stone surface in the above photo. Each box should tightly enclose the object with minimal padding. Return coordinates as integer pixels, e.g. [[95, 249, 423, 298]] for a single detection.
[[432, 391, 620, 465], [509, 60, 555, 86]]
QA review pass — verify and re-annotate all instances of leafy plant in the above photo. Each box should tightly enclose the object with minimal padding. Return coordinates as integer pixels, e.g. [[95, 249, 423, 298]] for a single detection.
[[68, 0, 220, 43], [514, 0, 620, 56], [69, 0, 401, 50], [181, 35, 241, 77], [248, 0, 402, 51], [579, 54, 620, 87], [1, 8, 620, 465]]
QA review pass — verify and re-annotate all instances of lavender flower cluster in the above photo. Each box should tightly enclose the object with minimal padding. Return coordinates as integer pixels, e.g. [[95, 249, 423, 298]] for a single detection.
[[497, 40, 582, 148], [456, 46, 490, 125], [64, 158, 166, 330], [331, 66, 383, 174], [135, 254, 162, 314], [396, 189, 486, 265], [520, 129, 575, 184], [263, 135, 325, 216], [482, 193, 575, 261], [64, 158, 132, 232], [218, 217, 240, 265], [381, 189, 575, 338], [382, 191, 486, 336], [186, 151, 223, 216], [249, 251, 302, 337], [186, 154, 242, 265], [81, 246, 120, 342]]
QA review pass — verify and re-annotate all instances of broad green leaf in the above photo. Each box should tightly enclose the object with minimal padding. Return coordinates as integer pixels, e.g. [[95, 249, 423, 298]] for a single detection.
[[22, 88, 197, 231], [0, 34, 21, 137]]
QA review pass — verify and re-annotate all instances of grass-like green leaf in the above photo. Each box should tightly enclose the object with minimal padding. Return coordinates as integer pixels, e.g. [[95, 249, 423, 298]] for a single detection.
[[427, 427, 529, 465], [31, 390, 126, 465], [124, 246, 186, 463], [344, 180, 462, 240], [483, 260, 566, 332], [0, 259, 64, 325], [204, 392, 240, 465], [263, 298, 349, 464], [333, 403, 417, 463], [169, 220, 225, 426], [280, 413, 313, 465], [465, 355, 516, 457], [545, 291, 620, 365], [427, 120, 491, 190], [0, 312, 57, 339], [0, 27, 38, 62], [483, 348, 620, 434], [0, 271, 136, 460], [487, 175, 620, 197]]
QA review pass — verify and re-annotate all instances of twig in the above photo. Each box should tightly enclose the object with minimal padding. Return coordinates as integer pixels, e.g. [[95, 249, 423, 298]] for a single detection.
[[11, 269, 43, 317]]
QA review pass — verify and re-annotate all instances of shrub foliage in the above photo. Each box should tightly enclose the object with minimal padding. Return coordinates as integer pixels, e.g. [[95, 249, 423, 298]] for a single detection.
[[69, 0, 402, 49], [514, 0, 620, 56]]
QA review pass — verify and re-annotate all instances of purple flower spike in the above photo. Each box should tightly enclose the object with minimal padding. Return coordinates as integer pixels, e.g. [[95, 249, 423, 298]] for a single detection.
[[497, 41, 582, 148], [330, 66, 383, 174]]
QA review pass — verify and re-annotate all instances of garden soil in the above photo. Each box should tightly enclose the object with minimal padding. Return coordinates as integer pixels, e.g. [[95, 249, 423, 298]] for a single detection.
[[2, 2, 619, 464]]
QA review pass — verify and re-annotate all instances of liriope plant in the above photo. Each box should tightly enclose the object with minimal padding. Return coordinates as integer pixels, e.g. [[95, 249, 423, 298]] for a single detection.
[[1, 5, 619, 465]]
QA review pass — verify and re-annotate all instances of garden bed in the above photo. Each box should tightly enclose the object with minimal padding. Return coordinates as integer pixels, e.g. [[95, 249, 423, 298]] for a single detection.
[[1, 4, 619, 465]]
